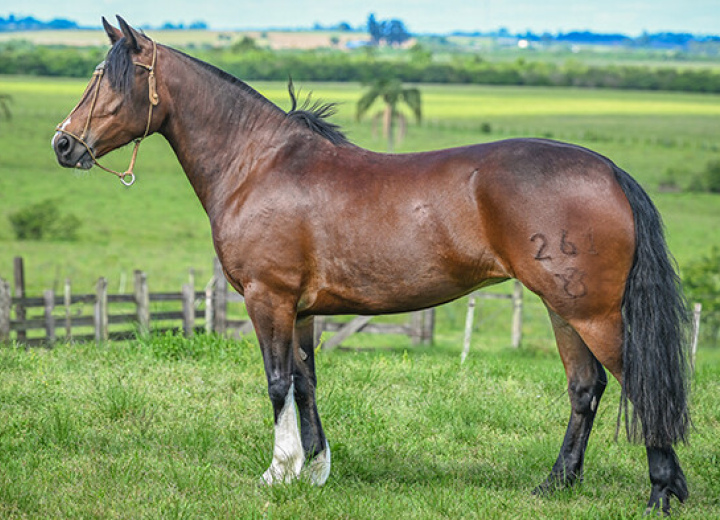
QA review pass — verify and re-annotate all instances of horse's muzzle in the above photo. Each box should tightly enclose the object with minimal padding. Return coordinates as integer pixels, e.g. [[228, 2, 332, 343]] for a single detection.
[[53, 133, 93, 170]]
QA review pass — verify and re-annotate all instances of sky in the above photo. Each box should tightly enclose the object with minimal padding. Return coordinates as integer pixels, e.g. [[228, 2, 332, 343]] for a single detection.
[[4, 0, 719, 36]]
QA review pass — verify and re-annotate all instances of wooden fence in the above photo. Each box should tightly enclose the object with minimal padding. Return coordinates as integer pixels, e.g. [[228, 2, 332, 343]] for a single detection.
[[0, 257, 436, 348], [0, 260, 214, 346], [461, 281, 524, 363]]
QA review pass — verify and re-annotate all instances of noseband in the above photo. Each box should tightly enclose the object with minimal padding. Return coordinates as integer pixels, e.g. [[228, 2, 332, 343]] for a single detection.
[[56, 39, 159, 186]]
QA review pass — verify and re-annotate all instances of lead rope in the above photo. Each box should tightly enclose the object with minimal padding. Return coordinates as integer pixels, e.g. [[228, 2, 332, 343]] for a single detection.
[[56, 39, 158, 186]]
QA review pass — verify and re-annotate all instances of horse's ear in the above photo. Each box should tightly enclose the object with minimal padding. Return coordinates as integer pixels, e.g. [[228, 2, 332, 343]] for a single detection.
[[102, 17, 122, 45], [116, 15, 140, 52]]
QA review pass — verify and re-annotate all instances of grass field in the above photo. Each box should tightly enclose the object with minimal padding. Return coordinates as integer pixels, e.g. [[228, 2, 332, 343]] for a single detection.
[[1, 74, 720, 518], [0, 335, 719, 519]]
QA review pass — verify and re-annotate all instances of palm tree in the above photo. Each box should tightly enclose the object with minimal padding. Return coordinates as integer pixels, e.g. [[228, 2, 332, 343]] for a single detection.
[[356, 78, 421, 152]]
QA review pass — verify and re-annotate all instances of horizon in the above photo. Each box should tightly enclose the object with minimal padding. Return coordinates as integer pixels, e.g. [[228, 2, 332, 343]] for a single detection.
[[3, 1, 720, 37], [2, 14, 717, 38]]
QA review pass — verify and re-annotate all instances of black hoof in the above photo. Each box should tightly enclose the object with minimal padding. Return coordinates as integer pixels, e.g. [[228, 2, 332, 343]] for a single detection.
[[644, 480, 688, 517], [532, 472, 581, 496], [644, 447, 688, 517]]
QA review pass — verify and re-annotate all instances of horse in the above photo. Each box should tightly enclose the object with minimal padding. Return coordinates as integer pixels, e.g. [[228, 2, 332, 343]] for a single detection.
[[53, 17, 691, 515]]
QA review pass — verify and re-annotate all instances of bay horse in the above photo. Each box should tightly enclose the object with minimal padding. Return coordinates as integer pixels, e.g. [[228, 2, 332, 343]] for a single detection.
[[53, 17, 691, 515]]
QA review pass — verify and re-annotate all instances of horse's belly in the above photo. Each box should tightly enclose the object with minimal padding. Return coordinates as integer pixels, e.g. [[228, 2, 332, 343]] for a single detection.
[[302, 252, 508, 316]]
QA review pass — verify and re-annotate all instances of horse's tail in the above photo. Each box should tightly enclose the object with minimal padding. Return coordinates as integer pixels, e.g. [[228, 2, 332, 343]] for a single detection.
[[612, 165, 691, 447]]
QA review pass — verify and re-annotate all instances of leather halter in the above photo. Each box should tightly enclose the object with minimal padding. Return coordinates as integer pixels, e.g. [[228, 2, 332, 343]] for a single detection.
[[55, 39, 159, 186]]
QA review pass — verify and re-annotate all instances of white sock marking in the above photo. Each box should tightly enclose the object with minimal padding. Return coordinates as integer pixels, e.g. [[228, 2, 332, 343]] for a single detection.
[[262, 383, 304, 485]]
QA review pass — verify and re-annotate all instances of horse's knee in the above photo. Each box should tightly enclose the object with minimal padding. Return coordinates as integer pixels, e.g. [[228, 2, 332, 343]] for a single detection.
[[267, 376, 293, 411]]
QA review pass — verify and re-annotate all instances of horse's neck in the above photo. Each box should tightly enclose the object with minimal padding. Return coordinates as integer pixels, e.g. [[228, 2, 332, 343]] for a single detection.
[[158, 56, 287, 218]]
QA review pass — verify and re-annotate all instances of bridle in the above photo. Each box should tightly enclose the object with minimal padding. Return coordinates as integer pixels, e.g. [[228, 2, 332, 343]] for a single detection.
[[55, 39, 159, 186]]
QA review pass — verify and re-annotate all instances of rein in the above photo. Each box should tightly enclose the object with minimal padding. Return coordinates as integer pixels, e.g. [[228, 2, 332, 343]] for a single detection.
[[55, 39, 159, 186]]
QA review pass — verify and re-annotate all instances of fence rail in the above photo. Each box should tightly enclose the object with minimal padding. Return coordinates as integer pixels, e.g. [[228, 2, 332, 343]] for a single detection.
[[0, 268, 207, 346], [0, 257, 440, 349]]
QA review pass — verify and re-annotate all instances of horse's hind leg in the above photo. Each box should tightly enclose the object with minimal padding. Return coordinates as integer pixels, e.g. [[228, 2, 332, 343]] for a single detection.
[[293, 316, 331, 485], [571, 318, 689, 515], [534, 309, 607, 494]]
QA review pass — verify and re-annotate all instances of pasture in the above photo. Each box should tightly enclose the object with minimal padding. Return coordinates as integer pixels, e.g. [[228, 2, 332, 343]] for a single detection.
[[1, 336, 720, 518], [1, 76, 719, 294], [1, 74, 720, 518]]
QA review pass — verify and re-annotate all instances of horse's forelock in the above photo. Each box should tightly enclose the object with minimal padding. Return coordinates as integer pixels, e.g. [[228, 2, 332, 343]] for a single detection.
[[105, 39, 136, 96]]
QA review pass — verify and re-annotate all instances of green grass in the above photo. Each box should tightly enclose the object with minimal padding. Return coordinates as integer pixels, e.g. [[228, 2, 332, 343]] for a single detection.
[[0, 336, 719, 519]]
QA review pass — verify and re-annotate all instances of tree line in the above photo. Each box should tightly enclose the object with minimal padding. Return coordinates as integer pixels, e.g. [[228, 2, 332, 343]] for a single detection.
[[1, 41, 719, 93]]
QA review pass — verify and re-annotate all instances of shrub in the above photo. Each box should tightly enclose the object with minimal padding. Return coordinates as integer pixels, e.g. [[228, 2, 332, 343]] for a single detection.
[[704, 160, 720, 193], [683, 247, 720, 346], [8, 198, 81, 241]]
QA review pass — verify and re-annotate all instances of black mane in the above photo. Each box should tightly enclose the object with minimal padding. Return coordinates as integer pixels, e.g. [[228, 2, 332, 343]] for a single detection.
[[286, 79, 349, 145], [104, 39, 348, 145], [105, 38, 136, 96]]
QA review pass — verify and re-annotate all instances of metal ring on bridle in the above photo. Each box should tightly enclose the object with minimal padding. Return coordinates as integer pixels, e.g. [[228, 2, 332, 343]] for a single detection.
[[120, 172, 136, 186]]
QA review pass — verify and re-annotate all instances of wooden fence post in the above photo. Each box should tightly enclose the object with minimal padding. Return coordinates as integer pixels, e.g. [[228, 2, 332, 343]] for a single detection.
[[44, 289, 56, 345], [0, 278, 10, 342], [410, 311, 423, 346], [461, 295, 476, 364], [13, 257, 25, 343], [205, 286, 214, 334], [691, 302, 702, 371], [95, 277, 108, 342], [213, 258, 227, 335], [182, 283, 195, 338], [134, 270, 149, 337], [410, 309, 435, 346], [64, 279, 72, 341], [422, 308, 435, 345], [511, 281, 523, 348]]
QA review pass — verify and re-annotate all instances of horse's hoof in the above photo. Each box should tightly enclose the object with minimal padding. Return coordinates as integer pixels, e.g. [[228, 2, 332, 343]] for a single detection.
[[303, 441, 331, 486], [644, 473, 687, 517], [532, 481, 554, 496], [532, 472, 580, 496], [644, 493, 674, 517], [644, 499, 670, 517]]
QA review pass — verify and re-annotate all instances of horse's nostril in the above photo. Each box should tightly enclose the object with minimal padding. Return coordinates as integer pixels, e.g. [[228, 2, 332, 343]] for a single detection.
[[56, 135, 70, 154]]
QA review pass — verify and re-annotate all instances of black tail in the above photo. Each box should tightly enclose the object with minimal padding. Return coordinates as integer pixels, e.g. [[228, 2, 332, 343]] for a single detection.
[[613, 166, 691, 447]]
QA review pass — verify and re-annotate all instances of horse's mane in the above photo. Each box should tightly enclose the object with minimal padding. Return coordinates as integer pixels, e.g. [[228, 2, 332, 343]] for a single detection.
[[286, 79, 349, 145], [104, 39, 349, 146]]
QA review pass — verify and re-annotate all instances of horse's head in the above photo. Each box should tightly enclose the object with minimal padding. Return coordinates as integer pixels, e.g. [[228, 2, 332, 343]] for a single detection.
[[53, 16, 161, 184]]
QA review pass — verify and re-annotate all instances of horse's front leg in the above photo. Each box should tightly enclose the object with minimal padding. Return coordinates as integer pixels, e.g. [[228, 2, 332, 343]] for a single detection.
[[294, 316, 331, 485], [246, 291, 305, 484]]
